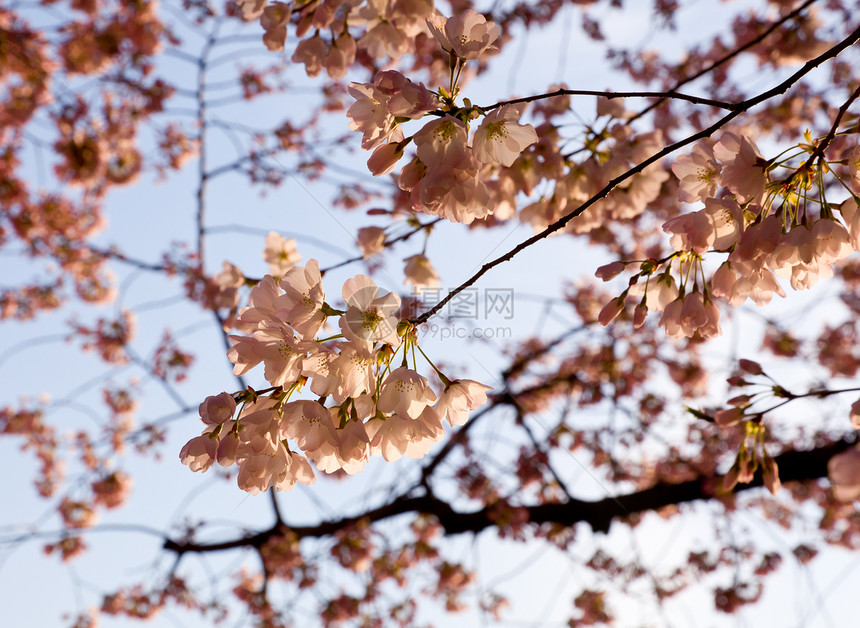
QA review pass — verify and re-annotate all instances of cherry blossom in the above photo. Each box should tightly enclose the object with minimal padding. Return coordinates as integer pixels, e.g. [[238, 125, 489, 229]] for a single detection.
[[339, 275, 401, 351], [472, 106, 538, 168], [428, 9, 500, 60], [403, 253, 439, 290], [198, 392, 236, 425], [671, 141, 721, 203], [357, 226, 386, 258], [827, 446, 860, 502], [713, 132, 769, 203], [264, 231, 301, 277], [377, 367, 437, 418], [436, 380, 493, 427]]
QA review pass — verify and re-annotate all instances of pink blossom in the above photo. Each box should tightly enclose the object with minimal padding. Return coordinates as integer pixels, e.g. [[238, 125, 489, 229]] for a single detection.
[[198, 392, 236, 425], [306, 350, 341, 400], [292, 34, 327, 77], [828, 446, 860, 501], [226, 334, 265, 376], [334, 419, 371, 474], [260, 2, 291, 51], [659, 291, 720, 338], [632, 301, 648, 328], [180, 435, 217, 472], [663, 210, 714, 254], [662, 198, 741, 254], [211, 262, 244, 310], [359, 21, 408, 59], [436, 379, 492, 427], [812, 218, 852, 263], [237, 0, 267, 21], [733, 214, 782, 263], [410, 154, 495, 224], [249, 323, 308, 387], [630, 273, 678, 312], [472, 106, 538, 168], [373, 70, 438, 119], [713, 132, 768, 203], [235, 275, 280, 333], [238, 397, 281, 442], [595, 261, 624, 281], [236, 435, 305, 494], [264, 232, 301, 277], [725, 259, 785, 306], [367, 141, 404, 176], [413, 116, 469, 168], [368, 412, 438, 462], [282, 400, 340, 456], [671, 141, 721, 203], [738, 359, 763, 375], [276, 259, 326, 339], [428, 10, 500, 60], [378, 367, 437, 419], [357, 226, 386, 258], [331, 344, 376, 402], [596, 96, 626, 119], [324, 33, 357, 79], [838, 198, 860, 248], [850, 398, 860, 429], [217, 432, 239, 466], [847, 146, 860, 188], [339, 275, 401, 351], [403, 254, 439, 290], [346, 82, 402, 150], [271, 450, 316, 491], [710, 262, 737, 300], [762, 456, 780, 495], [598, 296, 625, 326], [714, 407, 745, 427]]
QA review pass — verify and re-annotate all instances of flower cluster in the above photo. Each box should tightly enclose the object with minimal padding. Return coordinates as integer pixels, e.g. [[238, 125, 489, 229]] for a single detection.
[[181, 259, 491, 493], [237, 0, 436, 77], [346, 10, 538, 225], [597, 130, 859, 340]]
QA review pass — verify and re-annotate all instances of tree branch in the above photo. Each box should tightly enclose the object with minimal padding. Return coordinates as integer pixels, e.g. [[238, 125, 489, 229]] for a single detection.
[[481, 88, 743, 113], [162, 434, 856, 554]]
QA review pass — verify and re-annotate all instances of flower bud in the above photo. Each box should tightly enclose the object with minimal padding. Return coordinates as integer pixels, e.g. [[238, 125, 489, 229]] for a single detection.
[[762, 456, 780, 495], [714, 407, 745, 427], [598, 296, 625, 326], [367, 142, 404, 176], [632, 301, 648, 328], [738, 359, 763, 375], [595, 261, 624, 281]]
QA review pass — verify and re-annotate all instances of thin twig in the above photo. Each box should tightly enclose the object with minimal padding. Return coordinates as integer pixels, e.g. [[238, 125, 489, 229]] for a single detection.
[[481, 88, 742, 113]]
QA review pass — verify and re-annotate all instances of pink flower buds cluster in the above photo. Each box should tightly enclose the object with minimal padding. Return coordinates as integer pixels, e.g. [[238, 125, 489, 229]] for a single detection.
[[348, 96, 537, 224], [238, 0, 437, 76], [597, 129, 859, 340], [181, 259, 491, 494], [344, 10, 538, 225]]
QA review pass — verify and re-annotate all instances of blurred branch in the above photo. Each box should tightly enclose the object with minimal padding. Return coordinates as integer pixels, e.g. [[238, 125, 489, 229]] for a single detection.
[[163, 434, 856, 553]]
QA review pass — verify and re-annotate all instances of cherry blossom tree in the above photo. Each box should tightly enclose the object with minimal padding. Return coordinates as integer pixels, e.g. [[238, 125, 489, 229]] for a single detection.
[[3, 0, 860, 626]]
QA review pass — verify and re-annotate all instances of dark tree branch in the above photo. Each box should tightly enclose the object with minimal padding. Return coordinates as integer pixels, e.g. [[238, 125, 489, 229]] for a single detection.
[[481, 88, 743, 113], [163, 435, 856, 554]]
